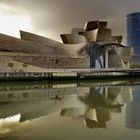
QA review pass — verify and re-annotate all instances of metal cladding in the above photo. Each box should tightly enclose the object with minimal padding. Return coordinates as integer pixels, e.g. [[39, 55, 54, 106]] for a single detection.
[[98, 21, 108, 29], [96, 28, 111, 42], [0, 33, 45, 55], [86, 29, 98, 42], [60, 28, 87, 44], [85, 21, 108, 31], [84, 21, 112, 42], [0, 31, 90, 71], [0, 33, 67, 56], [60, 33, 87, 44], [61, 21, 112, 44], [0, 19, 134, 72], [60, 20, 132, 69], [127, 12, 140, 55], [60, 34, 74, 44], [20, 30, 62, 48], [85, 21, 99, 31], [111, 36, 123, 44], [20, 30, 88, 57]]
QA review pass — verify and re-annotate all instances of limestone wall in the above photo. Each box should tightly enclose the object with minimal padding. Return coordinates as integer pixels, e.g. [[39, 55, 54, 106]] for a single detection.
[[0, 53, 90, 72]]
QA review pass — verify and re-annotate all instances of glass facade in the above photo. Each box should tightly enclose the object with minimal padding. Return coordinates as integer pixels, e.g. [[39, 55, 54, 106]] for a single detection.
[[127, 12, 140, 55]]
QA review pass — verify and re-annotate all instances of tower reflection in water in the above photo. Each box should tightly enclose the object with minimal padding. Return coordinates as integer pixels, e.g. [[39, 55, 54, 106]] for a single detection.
[[125, 86, 140, 130], [60, 86, 133, 129]]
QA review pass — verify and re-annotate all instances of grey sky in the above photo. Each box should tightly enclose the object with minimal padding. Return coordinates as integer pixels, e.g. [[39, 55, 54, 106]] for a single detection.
[[0, 0, 140, 43]]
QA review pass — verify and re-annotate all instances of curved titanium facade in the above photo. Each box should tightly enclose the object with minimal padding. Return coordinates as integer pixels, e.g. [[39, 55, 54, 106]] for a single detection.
[[127, 12, 140, 54]]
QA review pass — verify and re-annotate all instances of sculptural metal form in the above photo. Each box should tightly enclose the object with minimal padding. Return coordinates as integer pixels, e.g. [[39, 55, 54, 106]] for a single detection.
[[0, 20, 133, 72]]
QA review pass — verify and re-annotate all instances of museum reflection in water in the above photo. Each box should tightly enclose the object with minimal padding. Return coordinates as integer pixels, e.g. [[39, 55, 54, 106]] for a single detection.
[[0, 81, 140, 135], [60, 85, 134, 129]]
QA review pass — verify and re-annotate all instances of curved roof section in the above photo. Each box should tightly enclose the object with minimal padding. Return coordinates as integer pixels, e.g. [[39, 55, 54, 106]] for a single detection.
[[0, 33, 68, 56], [20, 30, 89, 57]]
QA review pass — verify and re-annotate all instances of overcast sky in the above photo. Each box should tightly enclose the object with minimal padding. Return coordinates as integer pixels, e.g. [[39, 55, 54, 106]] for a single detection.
[[0, 0, 140, 44]]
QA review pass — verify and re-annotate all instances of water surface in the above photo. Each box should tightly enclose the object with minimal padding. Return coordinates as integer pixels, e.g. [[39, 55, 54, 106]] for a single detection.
[[0, 80, 140, 140]]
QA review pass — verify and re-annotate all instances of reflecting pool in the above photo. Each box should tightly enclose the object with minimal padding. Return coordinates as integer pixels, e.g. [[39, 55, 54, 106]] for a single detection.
[[0, 79, 140, 140]]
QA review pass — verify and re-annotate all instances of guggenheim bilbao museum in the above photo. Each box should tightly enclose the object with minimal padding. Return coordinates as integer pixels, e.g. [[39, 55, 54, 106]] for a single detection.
[[0, 20, 133, 72]]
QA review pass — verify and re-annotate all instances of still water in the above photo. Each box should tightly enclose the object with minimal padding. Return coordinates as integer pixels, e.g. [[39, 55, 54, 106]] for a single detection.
[[0, 79, 140, 140]]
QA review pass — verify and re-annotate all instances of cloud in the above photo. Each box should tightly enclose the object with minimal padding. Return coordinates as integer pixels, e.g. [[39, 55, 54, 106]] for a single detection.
[[0, 0, 140, 43]]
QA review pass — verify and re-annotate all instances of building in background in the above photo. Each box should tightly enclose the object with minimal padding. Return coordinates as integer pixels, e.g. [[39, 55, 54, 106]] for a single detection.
[[127, 12, 140, 66]]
